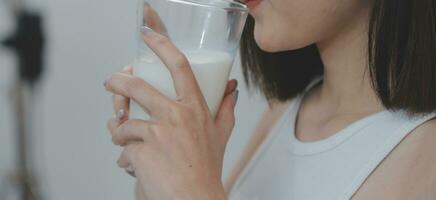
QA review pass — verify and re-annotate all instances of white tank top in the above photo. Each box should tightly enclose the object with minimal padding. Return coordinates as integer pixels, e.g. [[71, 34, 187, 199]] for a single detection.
[[229, 77, 436, 200]]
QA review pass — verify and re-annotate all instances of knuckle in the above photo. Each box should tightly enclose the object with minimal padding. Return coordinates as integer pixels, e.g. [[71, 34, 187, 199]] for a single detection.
[[116, 157, 125, 168], [112, 133, 123, 146], [112, 120, 134, 145], [168, 104, 187, 121], [173, 54, 190, 69]]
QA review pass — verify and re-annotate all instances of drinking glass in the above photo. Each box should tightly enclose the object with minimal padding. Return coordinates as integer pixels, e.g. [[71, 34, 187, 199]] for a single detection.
[[129, 0, 248, 120]]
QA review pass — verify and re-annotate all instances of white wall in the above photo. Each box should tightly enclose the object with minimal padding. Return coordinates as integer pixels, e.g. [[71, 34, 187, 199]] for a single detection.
[[0, 0, 266, 199], [0, 2, 16, 195]]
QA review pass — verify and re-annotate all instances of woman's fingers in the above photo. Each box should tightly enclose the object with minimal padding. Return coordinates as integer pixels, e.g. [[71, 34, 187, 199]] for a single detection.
[[140, 27, 202, 103], [113, 95, 129, 121], [112, 66, 133, 121], [105, 72, 174, 118], [107, 117, 120, 136], [116, 142, 142, 169], [143, 3, 168, 36], [111, 119, 156, 146], [108, 80, 239, 146], [215, 86, 239, 146], [224, 79, 238, 96], [215, 80, 238, 129], [117, 153, 130, 169]]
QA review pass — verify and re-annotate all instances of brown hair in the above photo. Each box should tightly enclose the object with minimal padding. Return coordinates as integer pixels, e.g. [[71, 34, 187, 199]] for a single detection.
[[240, 0, 436, 115]]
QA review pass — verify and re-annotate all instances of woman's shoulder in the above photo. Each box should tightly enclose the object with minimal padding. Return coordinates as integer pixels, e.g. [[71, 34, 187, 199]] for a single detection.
[[404, 117, 436, 173], [353, 117, 436, 200], [396, 117, 436, 198], [406, 117, 436, 173]]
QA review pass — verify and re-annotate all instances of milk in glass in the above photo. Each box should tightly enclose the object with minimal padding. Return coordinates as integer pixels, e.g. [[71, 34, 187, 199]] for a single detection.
[[130, 50, 233, 119]]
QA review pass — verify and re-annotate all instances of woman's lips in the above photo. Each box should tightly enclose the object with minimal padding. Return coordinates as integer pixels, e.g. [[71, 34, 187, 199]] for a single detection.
[[240, 0, 263, 12]]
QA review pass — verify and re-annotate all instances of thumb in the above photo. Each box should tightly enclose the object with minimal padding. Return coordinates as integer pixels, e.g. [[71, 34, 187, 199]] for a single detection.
[[215, 89, 239, 145]]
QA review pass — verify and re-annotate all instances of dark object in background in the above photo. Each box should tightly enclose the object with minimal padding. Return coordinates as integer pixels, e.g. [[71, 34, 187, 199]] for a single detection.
[[1, 9, 45, 200], [2, 11, 45, 84]]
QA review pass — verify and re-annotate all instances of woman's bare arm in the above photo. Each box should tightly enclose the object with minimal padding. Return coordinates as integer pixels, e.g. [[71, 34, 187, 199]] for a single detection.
[[134, 100, 292, 199]]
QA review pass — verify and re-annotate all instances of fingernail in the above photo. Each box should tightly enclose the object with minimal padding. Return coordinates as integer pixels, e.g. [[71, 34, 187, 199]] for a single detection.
[[140, 26, 153, 35], [116, 109, 126, 121], [232, 89, 239, 106]]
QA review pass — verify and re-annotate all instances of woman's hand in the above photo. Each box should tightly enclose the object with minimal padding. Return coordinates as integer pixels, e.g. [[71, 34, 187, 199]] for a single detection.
[[105, 28, 238, 200]]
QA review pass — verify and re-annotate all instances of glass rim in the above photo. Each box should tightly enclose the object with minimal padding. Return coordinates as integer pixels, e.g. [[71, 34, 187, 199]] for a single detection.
[[160, 0, 248, 12]]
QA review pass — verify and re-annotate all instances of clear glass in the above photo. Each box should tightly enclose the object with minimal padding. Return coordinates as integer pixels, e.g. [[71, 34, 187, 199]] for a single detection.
[[130, 0, 248, 119]]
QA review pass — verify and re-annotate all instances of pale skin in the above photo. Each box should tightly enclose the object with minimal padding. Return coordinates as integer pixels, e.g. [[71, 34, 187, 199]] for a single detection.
[[105, 0, 436, 199], [105, 28, 237, 199]]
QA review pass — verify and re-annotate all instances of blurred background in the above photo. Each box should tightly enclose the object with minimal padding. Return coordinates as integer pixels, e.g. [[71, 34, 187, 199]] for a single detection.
[[0, 0, 266, 199]]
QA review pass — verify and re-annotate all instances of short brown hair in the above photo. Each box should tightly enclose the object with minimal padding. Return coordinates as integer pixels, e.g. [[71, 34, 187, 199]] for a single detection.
[[240, 0, 436, 115]]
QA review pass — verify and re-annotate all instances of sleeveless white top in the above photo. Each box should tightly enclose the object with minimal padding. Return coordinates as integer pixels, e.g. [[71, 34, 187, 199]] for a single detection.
[[229, 77, 436, 200]]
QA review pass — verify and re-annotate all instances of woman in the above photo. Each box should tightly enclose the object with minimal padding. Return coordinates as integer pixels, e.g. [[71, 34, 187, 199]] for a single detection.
[[104, 0, 436, 199]]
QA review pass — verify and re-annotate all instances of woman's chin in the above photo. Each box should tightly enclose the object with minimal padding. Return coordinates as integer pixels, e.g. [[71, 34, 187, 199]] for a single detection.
[[254, 28, 309, 53], [254, 36, 304, 53], [253, 31, 282, 52], [255, 40, 278, 53], [254, 33, 313, 53]]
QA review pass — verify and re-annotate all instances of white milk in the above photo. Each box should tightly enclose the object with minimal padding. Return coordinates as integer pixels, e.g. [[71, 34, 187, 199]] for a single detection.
[[130, 50, 233, 120]]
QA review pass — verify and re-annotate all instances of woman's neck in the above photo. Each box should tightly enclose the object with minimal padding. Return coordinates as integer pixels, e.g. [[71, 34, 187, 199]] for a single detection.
[[315, 9, 384, 115]]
